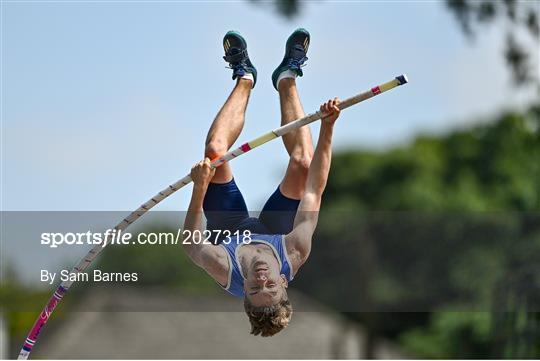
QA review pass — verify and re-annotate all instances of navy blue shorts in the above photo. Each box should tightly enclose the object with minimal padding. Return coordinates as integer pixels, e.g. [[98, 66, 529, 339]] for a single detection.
[[203, 178, 300, 241]]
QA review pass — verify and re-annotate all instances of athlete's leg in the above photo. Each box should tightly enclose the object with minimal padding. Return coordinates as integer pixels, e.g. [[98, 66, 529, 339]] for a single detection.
[[205, 30, 257, 184], [258, 78, 312, 234], [205, 78, 252, 184], [277, 78, 314, 199], [203, 31, 257, 242], [259, 29, 312, 234], [271, 28, 313, 199]]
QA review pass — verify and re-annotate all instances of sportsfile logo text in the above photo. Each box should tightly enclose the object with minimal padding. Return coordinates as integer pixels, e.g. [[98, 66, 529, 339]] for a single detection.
[[40, 229, 253, 248]]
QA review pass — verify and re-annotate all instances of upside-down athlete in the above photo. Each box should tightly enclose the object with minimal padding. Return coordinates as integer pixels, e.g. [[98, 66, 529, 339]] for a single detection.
[[181, 28, 341, 337]]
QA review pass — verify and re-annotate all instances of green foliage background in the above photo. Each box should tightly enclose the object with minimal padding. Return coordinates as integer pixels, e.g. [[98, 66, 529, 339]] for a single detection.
[[292, 103, 540, 358]]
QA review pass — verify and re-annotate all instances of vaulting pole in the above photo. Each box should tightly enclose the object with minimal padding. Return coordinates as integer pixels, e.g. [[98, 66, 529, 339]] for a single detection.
[[18, 74, 408, 359]]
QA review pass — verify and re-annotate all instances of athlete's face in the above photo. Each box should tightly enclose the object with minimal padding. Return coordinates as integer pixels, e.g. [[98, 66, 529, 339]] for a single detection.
[[243, 254, 287, 307]]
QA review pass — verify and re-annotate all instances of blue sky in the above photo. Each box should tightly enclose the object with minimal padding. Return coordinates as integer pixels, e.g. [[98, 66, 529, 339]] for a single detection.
[[2, 0, 538, 212]]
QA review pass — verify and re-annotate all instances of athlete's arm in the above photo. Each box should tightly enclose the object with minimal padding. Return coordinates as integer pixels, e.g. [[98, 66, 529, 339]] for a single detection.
[[183, 158, 228, 285], [285, 98, 340, 270]]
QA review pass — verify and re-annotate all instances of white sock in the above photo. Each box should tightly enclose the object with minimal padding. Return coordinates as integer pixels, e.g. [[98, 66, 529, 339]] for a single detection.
[[241, 73, 254, 84], [276, 69, 297, 89]]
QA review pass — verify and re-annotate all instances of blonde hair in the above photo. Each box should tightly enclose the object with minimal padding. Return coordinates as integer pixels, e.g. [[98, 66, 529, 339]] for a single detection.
[[243, 293, 292, 337]]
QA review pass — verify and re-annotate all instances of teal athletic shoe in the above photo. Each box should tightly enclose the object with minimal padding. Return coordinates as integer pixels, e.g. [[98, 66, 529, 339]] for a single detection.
[[271, 28, 310, 90], [222, 31, 257, 88]]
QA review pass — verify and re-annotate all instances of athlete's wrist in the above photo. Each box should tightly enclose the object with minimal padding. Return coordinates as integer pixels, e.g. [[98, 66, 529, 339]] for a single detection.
[[193, 182, 209, 193], [320, 122, 334, 136]]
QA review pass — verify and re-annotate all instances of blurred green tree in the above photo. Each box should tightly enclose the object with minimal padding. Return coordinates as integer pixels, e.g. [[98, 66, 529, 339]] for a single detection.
[[294, 103, 540, 358]]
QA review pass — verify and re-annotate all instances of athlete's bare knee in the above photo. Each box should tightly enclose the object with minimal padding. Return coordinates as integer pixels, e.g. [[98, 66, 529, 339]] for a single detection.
[[205, 140, 227, 160], [290, 151, 312, 175]]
